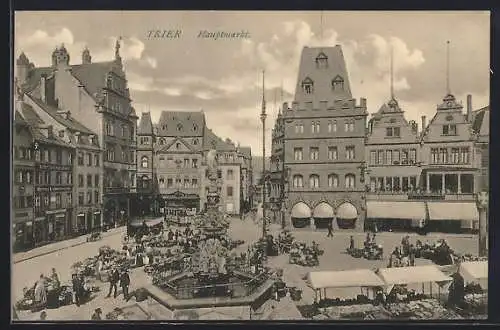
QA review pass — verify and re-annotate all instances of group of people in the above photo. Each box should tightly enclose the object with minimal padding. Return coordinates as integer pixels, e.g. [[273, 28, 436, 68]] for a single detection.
[[71, 272, 91, 307], [105, 267, 131, 301], [388, 235, 417, 267], [32, 268, 60, 308]]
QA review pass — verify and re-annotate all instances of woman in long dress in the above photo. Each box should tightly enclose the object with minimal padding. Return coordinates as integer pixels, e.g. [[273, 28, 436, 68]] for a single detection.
[[34, 274, 48, 307]]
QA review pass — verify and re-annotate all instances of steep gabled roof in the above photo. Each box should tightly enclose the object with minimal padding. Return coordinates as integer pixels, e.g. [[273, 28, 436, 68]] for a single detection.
[[203, 128, 236, 151], [70, 61, 116, 101], [138, 112, 154, 135], [14, 110, 29, 125], [157, 111, 205, 137], [472, 106, 489, 136], [294, 46, 352, 103], [26, 94, 95, 134], [21, 67, 54, 93]]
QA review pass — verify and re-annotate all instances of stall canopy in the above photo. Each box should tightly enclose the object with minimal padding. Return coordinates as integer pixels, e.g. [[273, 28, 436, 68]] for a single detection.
[[366, 201, 426, 220], [307, 269, 385, 290], [377, 265, 451, 286], [427, 202, 479, 221], [291, 202, 312, 219], [459, 261, 488, 290], [129, 217, 164, 227]]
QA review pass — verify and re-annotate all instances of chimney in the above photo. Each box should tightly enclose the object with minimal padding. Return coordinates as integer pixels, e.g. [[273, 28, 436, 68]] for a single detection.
[[467, 94, 473, 122], [40, 74, 47, 103], [421, 116, 427, 132]]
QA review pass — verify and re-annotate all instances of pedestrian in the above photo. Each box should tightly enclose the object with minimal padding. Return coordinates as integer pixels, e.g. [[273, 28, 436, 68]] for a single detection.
[[72, 274, 81, 307], [409, 245, 416, 266], [349, 235, 355, 250], [34, 274, 48, 308], [40, 311, 47, 320], [50, 268, 60, 289], [106, 268, 119, 298], [327, 221, 334, 238], [119, 269, 131, 301], [91, 308, 102, 320]]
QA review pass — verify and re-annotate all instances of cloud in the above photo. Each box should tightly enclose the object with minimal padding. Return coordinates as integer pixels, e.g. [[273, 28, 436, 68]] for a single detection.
[[15, 28, 158, 69]]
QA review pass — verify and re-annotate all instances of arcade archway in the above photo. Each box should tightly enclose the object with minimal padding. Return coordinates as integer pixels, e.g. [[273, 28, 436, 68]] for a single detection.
[[291, 202, 312, 228], [313, 202, 334, 229], [336, 202, 358, 229]]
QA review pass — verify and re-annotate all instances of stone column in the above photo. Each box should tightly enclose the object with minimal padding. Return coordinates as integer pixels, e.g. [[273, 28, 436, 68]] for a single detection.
[[441, 173, 445, 193], [426, 173, 430, 193], [457, 174, 462, 194]]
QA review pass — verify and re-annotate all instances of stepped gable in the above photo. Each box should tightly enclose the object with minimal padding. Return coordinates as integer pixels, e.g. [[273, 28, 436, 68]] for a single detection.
[[157, 110, 205, 137], [138, 112, 154, 135], [294, 45, 353, 104]]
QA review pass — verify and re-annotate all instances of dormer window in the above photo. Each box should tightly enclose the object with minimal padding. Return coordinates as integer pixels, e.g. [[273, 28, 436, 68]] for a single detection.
[[315, 52, 328, 69], [193, 139, 199, 145], [177, 124, 183, 131], [302, 77, 314, 94], [332, 75, 344, 91], [193, 124, 198, 131], [58, 130, 65, 138], [159, 138, 165, 145], [442, 124, 457, 136], [176, 143, 181, 149]]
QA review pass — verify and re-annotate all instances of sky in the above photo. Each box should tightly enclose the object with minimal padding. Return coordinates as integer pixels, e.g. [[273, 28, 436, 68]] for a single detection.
[[14, 11, 490, 156]]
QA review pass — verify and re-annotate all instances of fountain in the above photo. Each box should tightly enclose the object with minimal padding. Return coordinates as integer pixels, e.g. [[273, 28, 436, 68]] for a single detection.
[[143, 149, 275, 319]]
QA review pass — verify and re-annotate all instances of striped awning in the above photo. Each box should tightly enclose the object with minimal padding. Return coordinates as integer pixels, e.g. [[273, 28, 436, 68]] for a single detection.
[[367, 201, 426, 220], [291, 202, 312, 219], [427, 202, 479, 221]]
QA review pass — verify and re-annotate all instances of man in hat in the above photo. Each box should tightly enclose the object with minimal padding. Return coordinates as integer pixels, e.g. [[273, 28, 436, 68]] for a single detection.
[[91, 308, 102, 320], [106, 268, 119, 298], [71, 273, 81, 307], [119, 269, 131, 301]]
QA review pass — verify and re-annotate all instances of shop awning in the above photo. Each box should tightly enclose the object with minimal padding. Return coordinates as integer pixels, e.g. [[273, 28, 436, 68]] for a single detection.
[[427, 202, 479, 221], [94, 211, 101, 215], [307, 269, 385, 290], [336, 202, 358, 220], [367, 201, 426, 220], [77, 213, 85, 217], [459, 261, 488, 290], [377, 265, 451, 286], [313, 202, 334, 218], [291, 202, 312, 219], [55, 214, 65, 218]]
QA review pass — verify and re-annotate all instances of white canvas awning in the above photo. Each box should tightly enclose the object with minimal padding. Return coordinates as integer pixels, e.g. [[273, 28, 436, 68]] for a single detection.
[[313, 202, 334, 218], [367, 201, 426, 220], [336, 202, 358, 219], [307, 269, 385, 290], [459, 261, 488, 290], [427, 202, 479, 221], [291, 202, 312, 219], [377, 265, 451, 286]]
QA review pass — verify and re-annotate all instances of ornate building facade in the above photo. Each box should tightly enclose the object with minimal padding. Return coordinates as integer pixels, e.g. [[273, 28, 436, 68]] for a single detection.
[[281, 46, 368, 231], [16, 42, 138, 227]]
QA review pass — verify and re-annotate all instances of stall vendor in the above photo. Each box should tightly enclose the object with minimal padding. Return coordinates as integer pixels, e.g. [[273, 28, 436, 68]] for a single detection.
[[50, 268, 60, 289]]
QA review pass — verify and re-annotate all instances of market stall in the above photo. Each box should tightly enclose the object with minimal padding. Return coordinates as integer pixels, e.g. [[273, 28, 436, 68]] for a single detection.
[[307, 269, 385, 304], [376, 265, 452, 301], [459, 261, 488, 314]]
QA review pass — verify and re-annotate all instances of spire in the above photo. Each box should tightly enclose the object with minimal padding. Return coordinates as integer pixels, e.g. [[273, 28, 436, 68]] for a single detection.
[[115, 36, 122, 61], [279, 80, 284, 115], [446, 40, 451, 95], [320, 11, 324, 42]]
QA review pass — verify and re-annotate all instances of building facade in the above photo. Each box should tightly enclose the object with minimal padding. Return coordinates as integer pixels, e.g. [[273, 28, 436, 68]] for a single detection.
[[281, 46, 368, 231], [16, 42, 138, 228], [471, 105, 489, 192], [270, 109, 285, 226], [13, 106, 35, 250], [419, 93, 480, 232], [22, 90, 104, 234], [365, 97, 423, 231], [237, 146, 253, 213], [16, 97, 75, 245]]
